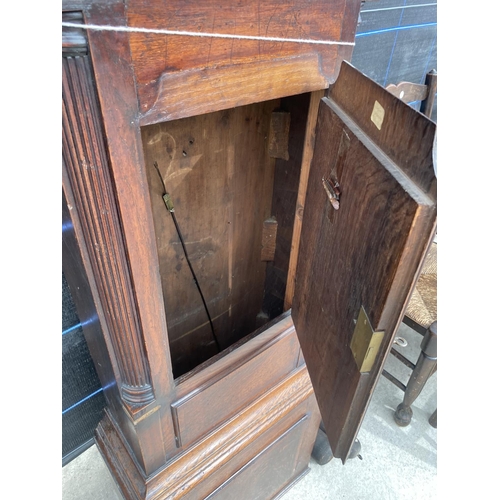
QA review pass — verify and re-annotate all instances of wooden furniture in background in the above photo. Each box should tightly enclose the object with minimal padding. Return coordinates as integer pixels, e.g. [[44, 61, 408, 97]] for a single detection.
[[392, 243, 438, 427], [62, 2, 437, 498], [383, 71, 438, 428], [394, 320, 437, 427], [385, 69, 437, 120]]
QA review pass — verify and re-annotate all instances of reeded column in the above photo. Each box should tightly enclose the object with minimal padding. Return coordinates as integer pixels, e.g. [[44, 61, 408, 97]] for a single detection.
[[62, 51, 155, 407]]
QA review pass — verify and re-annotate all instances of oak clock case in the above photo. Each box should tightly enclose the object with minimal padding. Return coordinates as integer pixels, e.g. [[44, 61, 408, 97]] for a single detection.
[[62, 2, 437, 499]]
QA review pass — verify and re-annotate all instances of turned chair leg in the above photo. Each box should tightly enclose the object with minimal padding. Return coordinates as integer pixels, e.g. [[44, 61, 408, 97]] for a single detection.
[[394, 321, 437, 427]]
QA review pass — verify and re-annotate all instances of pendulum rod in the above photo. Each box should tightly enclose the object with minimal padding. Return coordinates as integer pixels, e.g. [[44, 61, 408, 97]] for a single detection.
[[153, 162, 221, 353]]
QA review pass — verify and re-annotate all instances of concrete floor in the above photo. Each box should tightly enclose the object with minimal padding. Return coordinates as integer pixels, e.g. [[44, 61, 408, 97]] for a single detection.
[[62, 322, 437, 500]]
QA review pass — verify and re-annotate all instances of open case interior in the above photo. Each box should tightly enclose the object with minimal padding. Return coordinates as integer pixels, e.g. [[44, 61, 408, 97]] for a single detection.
[[141, 92, 312, 378]]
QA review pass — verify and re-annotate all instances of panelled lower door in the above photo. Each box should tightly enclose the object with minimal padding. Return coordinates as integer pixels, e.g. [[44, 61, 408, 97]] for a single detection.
[[292, 61, 437, 462]]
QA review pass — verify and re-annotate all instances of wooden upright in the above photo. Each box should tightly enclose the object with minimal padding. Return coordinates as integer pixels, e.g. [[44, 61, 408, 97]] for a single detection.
[[62, 1, 437, 499]]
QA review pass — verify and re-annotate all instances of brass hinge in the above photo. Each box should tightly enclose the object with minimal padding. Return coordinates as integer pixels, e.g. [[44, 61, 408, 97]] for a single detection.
[[350, 306, 384, 373]]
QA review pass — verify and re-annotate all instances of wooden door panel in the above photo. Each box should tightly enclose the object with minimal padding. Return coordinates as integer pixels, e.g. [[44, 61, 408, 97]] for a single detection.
[[292, 62, 436, 462], [171, 314, 300, 450]]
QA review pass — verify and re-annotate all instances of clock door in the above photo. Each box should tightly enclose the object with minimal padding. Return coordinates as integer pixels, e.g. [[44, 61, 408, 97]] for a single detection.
[[292, 61, 437, 462]]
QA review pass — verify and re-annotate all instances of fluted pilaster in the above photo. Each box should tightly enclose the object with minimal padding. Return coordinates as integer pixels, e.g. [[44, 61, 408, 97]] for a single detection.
[[62, 54, 155, 407]]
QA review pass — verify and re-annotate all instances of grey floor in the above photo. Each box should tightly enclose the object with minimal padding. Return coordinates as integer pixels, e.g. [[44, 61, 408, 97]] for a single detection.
[[62, 322, 437, 500]]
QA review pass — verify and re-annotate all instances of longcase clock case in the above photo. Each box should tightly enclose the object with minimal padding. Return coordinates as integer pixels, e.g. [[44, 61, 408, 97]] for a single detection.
[[62, 1, 437, 499]]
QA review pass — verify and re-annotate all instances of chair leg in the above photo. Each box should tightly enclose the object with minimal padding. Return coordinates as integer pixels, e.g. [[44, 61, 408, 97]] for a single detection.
[[394, 321, 437, 427]]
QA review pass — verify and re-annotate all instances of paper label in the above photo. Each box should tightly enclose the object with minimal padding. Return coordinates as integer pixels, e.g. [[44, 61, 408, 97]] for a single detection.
[[370, 100, 385, 130]]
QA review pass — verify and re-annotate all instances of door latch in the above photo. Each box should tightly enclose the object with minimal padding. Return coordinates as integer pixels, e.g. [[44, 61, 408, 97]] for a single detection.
[[322, 176, 341, 210]]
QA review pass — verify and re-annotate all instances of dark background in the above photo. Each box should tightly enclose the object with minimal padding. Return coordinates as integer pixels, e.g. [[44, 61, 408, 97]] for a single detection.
[[62, 0, 437, 466]]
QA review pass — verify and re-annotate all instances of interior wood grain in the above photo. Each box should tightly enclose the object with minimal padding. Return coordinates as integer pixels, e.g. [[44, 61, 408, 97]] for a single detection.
[[141, 100, 279, 377]]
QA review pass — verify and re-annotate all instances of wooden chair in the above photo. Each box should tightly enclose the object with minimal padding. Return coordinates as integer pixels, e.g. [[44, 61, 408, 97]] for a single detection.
[[382, 70, 437, 428], [385, 69, 437, 120], [386, 242, 437, 428]]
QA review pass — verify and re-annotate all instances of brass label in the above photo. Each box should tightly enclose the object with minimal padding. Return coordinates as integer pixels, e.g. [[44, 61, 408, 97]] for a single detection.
[[370, 100, 385, 130], [350, 306, 385, 373]]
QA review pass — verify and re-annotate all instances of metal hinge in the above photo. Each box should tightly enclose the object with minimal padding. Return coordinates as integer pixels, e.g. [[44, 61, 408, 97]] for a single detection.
[[350, 306, 385, 373]]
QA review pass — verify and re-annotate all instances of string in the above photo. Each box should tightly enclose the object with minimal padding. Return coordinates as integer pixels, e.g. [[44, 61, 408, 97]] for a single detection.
[[62, 22, 355, 46]]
